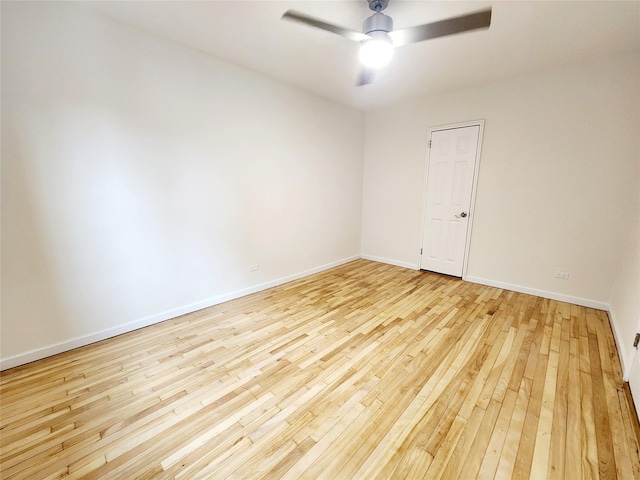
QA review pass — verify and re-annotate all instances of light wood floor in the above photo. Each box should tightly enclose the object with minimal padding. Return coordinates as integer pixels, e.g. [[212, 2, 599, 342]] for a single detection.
[[1, 259, 639, 479]]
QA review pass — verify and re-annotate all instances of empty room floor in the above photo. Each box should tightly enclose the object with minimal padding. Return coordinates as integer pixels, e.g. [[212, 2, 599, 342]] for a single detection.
[[1, 259, 639, 479]]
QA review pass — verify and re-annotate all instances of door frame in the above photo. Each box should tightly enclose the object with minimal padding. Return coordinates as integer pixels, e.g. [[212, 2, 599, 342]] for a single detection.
[[418, 120, 485, 278], [623, 319, 640, 417]]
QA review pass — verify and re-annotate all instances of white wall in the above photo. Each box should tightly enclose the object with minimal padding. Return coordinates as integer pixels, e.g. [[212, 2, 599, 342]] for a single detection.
[[362, 52, 639, 309], [1, 2, 364, 368], [2, 2, 638, 375]]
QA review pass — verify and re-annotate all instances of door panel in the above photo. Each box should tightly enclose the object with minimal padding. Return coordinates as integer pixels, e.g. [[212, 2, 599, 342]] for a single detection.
[[421, 125, 480, 277]]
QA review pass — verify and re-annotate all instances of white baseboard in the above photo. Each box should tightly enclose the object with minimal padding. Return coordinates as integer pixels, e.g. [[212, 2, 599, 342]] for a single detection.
[[0, 255, 360, 371], [464, 275, 610, 311], [360, 254, 419, 271], [2, 257, 625, 374], [607, 307, 635, 381]]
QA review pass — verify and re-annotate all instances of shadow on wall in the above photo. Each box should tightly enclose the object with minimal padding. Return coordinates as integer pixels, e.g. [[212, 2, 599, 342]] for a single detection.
[[1, 122, 75, 359]]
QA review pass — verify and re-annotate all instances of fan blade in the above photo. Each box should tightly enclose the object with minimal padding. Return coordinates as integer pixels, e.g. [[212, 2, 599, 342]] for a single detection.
[[282, 10, 369, 43], [356, 67, 376, 86], [389, 9, 491, 47]]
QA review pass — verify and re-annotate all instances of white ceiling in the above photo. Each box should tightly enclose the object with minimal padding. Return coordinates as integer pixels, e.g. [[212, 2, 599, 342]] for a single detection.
[[79, 1, 640, 111]]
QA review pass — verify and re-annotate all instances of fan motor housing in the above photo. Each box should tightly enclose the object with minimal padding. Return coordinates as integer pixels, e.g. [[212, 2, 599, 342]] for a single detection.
[[363, 11, 393, 34]]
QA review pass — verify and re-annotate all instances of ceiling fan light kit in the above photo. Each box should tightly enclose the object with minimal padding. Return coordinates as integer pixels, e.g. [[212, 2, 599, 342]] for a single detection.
[[282, 0, 491, 86], [359, 33, 394, 68], [359, 11, 394, 68]]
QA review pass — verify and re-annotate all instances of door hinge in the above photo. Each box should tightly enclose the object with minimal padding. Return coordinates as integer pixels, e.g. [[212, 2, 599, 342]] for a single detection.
[[428, 140, 432, 148], [420, 248, 423, 255], [634, 333, 640, 348]]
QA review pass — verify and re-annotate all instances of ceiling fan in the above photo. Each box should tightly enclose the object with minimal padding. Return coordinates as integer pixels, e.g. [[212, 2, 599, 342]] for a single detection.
[[282, 0, 492, 86]]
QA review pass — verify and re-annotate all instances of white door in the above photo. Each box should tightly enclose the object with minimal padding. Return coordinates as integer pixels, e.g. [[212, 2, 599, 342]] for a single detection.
[[420, 124, 481, 277]]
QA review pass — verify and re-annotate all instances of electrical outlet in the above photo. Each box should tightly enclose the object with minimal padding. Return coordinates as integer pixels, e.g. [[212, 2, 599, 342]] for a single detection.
[[250, 264, 259, 272], [554, 271, 569, 280]]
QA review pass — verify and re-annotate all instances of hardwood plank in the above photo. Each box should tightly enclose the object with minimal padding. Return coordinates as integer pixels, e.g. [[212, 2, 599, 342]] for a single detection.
[[565, 336, 583, 479], [477, 388, 518, 478], [588, 324, 617, 479], [580, 347, 600, 479], [549, 336, 570, 479], [511, 307, 549, 480], [494, 378, 532, 480], [619, 386, 640, 479]]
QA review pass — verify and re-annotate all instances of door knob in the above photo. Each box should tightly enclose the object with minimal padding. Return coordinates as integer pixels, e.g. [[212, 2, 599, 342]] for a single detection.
[[455, 212, 468, 218]]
